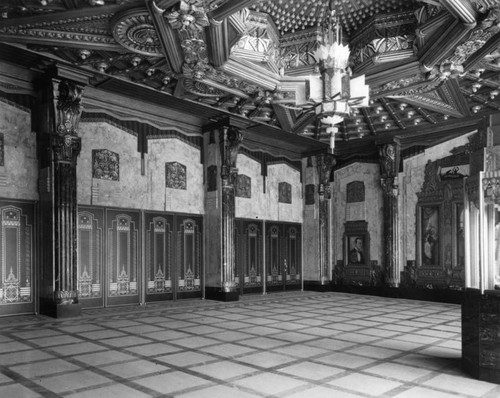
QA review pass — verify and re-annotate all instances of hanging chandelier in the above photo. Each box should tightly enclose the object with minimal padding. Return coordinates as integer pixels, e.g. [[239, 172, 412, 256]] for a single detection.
[[308, 2, 369, 153]]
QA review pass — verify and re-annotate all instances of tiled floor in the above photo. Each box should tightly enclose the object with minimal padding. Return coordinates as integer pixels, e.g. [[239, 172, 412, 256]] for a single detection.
[[0, 291, 499, 397]]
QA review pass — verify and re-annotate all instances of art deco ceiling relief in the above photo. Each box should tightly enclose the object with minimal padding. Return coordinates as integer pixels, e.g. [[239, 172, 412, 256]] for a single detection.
[[1, 0, 500, 157]]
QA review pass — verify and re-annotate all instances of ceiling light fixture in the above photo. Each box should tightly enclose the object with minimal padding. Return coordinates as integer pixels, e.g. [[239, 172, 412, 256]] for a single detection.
[[308, 1, 369, 153]]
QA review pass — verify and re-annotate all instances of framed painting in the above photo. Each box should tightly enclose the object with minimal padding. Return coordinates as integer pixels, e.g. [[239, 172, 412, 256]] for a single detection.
[[344, 232, 369, 266], [418, 205, 440, 266]]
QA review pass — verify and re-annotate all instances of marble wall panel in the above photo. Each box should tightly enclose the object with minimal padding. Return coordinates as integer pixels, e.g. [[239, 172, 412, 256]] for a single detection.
[[77, 122, 147, 208], [267, 163, 303, 222], [333, 162, 382, 265], [148, 139, 203, 214], [235, 154, 267, 220], [0, 101, 37, 200]]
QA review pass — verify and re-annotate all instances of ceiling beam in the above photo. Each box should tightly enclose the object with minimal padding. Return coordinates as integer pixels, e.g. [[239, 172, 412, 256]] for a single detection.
[[440, 0, 477, 24], [463, 31, 500, 72], [440, 78, 472, 116], [419, 18, 476, 71], [146, 0, 184, 73]]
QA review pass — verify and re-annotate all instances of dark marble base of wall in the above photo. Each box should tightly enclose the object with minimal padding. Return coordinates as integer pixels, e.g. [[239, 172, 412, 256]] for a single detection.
[[205, 287, 240, 302], [304, 281, 331, 292], [39, 298, 82, 318], [329, 284, 463, 304], [462, 288, 500, 384]]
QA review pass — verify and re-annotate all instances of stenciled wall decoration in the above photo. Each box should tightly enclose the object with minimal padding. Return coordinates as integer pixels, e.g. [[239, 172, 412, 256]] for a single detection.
[[235, 174, 251, 198], [278, 181, 292, 204], [165, 161, 187, 190], [92, 149, 119, 181]]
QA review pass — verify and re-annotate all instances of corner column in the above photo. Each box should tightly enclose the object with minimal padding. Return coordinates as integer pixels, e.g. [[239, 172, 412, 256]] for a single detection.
[[37, 75, 85, 318], [379, 143, 400, 287]]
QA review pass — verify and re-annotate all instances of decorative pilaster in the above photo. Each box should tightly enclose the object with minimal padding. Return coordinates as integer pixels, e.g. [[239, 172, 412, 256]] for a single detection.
[[317, 153, 336, 285], [379, 143, 400, 287], [219, 125, 243, 295], [38, 77, 84, 318]]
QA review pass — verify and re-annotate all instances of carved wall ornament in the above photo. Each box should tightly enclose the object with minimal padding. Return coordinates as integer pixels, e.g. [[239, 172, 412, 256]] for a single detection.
[[346, 181, 366, 203], [278, 181, 292, 204], [112, 8, 163, 56], [56, 80, 84, 136], [235, 174, 251, 198], [165, 161, 187, 190], [380, 143, 398, 178], [92, 149, 119, 181], [53, 134, 81, 164]]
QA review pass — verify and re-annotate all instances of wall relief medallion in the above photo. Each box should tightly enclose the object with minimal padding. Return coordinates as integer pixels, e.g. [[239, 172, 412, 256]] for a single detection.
[[278, 182, 292, 204], [235, 174, 251, 198], [92, 149, 119, 181], [346, 181, 365, 203], [165, 161, 187, 190]]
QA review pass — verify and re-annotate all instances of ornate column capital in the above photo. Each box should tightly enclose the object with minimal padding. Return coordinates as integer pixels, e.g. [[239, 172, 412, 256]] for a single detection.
[[54, 79, 84, 137]]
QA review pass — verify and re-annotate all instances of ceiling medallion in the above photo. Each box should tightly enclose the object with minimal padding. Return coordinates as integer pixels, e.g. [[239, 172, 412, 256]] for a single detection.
[[112, 8, 162, 57]]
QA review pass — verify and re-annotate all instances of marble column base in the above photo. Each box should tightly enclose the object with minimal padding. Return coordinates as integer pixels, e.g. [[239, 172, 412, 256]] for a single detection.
[[39, 298, 82, 318], [205, 287, 239, 302], [462, 288, 500, 384]]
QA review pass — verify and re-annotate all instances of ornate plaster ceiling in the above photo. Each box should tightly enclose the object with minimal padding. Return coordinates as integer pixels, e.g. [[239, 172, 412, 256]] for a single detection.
[[1, 0, 500, 159]]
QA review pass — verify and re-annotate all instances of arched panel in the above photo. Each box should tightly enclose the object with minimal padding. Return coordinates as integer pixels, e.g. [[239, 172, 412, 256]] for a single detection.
[[0, 201, 34, 315], [77, 207, 104, 308]]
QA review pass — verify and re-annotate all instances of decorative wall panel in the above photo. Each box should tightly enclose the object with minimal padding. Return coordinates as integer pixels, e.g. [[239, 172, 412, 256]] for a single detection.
[[145, 214, 173, 295], [165, 161, 187, 190], [176, 217, 202, 294], [0, 205, 32, 306], [266, 222, 301, 290], [77, 209, 103, 301], [235, 220, 263, 291], [92, 149, 119, 181], [106, 210, 139, 303]]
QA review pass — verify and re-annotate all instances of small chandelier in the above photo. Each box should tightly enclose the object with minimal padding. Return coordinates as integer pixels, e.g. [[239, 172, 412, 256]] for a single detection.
[[309, 2, 369, 153]]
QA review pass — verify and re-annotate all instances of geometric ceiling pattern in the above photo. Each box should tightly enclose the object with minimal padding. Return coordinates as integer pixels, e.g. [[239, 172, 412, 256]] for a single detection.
[[1, 0, 500, 160]]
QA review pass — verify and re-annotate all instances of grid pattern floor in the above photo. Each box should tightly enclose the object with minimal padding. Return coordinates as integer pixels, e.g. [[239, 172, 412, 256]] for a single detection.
[[0, 291, 499, 398]]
